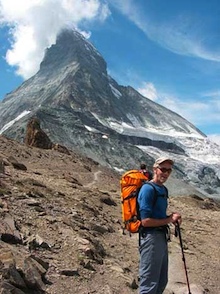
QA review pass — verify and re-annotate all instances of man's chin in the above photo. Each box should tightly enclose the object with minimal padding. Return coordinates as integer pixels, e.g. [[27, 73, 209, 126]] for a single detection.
[[160, 177, 168, 183]]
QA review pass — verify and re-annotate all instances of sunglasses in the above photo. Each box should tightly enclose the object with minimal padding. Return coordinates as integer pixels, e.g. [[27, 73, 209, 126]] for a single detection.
[[157, 167, 172, 173]]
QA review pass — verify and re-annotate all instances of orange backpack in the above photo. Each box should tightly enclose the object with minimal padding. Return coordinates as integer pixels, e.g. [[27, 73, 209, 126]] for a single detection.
[[120, 170, 149, 233]]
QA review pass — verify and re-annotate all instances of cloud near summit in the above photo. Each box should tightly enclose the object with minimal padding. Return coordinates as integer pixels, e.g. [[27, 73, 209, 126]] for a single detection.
[[0, 0, 110, 79]]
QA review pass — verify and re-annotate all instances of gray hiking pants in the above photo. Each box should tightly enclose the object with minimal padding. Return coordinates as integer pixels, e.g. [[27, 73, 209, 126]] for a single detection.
[[139, 230, 168, 294]]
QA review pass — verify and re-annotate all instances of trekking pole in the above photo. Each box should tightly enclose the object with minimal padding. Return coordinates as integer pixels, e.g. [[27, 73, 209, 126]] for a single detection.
[[175, 222, 192, 294]]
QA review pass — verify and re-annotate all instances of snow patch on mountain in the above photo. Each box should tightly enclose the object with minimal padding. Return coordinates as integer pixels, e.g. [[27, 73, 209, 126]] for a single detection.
[[126, 113, 142, 127], [110, 84, 122, 99], [92, 113, 205, 143], [176, 137, 220, 164], [0, 110, 31, 134], [84, 125, 100, 133], [91, 112, 220, 167]]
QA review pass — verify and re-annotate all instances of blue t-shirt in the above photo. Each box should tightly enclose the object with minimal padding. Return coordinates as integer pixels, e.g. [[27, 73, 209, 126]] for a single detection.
[[138, 182, 168, 220]]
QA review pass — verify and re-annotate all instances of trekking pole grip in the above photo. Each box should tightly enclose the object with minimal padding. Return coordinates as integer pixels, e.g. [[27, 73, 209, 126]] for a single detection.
[[174, 221, 180, 237]]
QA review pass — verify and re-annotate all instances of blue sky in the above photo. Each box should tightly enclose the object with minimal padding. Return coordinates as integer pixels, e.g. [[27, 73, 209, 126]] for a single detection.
[[0, 0, 220, 144]]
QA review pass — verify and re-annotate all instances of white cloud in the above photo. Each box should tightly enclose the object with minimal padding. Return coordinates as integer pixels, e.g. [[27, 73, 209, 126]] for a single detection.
[[148, 24, 220, 62], [136, 81, 220, 136], [137, 82, 158, 101], [208, 134, 220, 146], [160, 94, 220, 126], [110, 0, 220, 62], [0, 0, 110, 79]]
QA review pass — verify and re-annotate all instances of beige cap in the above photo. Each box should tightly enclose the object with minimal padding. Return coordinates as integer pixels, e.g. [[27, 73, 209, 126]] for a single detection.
[[153, 157, 174, 167]]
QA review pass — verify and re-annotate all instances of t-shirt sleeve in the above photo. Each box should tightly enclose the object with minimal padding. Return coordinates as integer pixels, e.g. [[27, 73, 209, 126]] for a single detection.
[[138, 184, 155, 219]]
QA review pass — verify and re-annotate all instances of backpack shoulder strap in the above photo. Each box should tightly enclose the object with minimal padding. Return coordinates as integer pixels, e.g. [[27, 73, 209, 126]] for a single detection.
[[144, 182, 157, 207], [142, 182, 168, 205], [163, 185, 168, 198], [137, 182, 157, 244]]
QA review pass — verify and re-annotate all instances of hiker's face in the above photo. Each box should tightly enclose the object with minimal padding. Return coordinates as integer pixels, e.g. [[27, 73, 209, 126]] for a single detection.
[[154, 162, 172, 184]]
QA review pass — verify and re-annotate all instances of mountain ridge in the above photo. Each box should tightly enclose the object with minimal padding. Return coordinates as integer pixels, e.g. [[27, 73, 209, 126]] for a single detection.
[[0, 28, 219, 198]]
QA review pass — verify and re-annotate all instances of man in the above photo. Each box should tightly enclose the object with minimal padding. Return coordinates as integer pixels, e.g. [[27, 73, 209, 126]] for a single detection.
[[138, 157, 182, 294], [139, 163, 153, 180]]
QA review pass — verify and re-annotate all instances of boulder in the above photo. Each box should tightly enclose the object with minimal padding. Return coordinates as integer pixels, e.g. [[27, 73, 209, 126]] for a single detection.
[[24, 118, 52, 149]]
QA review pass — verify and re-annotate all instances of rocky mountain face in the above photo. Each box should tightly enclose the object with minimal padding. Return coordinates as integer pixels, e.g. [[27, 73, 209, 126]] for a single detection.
[[0, 29, 219, 198], [0, 134, 220, 294]]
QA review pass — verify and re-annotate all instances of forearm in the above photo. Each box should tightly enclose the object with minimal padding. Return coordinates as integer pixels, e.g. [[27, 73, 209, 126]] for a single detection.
[[141, 212, 181, 227], [141, 216, 171, 228]]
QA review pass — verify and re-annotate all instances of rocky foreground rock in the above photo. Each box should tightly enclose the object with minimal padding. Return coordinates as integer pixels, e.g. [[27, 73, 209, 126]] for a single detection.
[[0, 134, 219, 293]]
